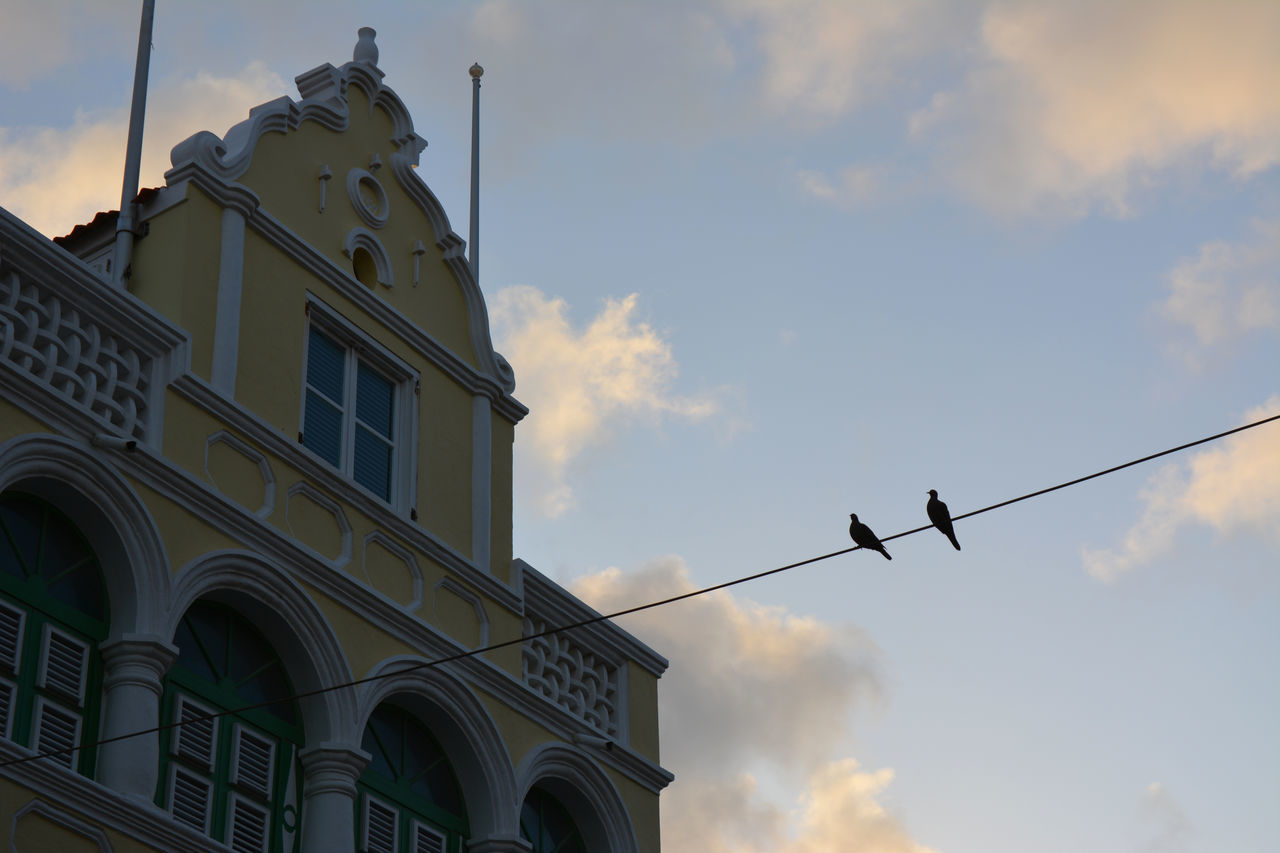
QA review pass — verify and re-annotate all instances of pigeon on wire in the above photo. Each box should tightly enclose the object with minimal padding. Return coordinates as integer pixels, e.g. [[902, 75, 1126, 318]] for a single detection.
[[848, 513, 892, 560], [926, 489, 961, 551]]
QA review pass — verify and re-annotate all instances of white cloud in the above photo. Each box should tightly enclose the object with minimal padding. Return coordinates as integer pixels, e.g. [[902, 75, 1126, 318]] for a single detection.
[[1161, 219, 1280, 366], [911, 0, 1280, 217], [795, 163, 883, 206], [573, 558, 935, 853], [1082, 396, 1280, 581], [0, 63, 286, 237], [719, 0, 932, 122], [490, 287, 720, 517], [1138, 783, 1193, 853]]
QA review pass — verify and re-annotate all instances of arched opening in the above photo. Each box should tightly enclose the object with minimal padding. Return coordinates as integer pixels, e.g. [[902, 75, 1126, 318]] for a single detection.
[[521, 785, 586, 853], [157, 599, 303, 853], [353, 247, 379, 288], [356, 701, 469, 852], [0, 491, 108, 778]]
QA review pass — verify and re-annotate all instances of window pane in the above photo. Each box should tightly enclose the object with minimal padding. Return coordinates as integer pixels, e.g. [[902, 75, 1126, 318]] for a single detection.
[[353, 427, 392, 500], [356, 362, 394, 439], [306, 328, 345, 402], [303, 393, 343, 466]]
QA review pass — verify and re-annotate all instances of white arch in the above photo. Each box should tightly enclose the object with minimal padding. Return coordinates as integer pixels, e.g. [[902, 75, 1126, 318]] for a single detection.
[[342, 227, 393, 288], [165, 550, 358, 742], [0, 433, 171, 639], [352, 656, 519, 839], [515, 743, 640, 853]]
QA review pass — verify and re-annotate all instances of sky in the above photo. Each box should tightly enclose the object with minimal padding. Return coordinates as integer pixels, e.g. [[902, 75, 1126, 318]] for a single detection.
[[2, 1, 1278, 851]]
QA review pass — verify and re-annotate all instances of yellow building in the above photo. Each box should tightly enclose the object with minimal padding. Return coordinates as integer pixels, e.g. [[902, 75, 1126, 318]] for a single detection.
[[0, 28, 670, 853]]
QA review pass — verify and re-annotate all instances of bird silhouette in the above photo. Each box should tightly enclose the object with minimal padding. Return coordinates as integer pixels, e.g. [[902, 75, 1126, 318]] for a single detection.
[[926, 489, 961, 550], [848, 513, 892, 560]]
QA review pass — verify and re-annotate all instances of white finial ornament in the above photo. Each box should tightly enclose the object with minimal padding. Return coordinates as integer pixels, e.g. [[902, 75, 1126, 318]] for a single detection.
[[354, 27, 379, 66]]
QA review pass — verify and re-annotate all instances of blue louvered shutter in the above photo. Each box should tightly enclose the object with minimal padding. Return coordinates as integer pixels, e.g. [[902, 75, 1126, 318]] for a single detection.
[[353, 362, 395, 500], [303, 328, 346, 466]]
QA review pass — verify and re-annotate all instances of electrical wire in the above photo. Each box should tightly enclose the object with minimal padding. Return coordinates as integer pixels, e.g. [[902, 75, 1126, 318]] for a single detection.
[[2, 411, 1277, 770]]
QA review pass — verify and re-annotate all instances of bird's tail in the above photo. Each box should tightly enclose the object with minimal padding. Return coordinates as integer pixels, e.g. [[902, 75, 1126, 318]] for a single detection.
[[880, 547, 892, 560], [947, 533, 961, 551]]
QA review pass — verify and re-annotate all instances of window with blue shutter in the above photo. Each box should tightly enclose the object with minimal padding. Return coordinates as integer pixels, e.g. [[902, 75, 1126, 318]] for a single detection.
[[301, 317, 412, 506]]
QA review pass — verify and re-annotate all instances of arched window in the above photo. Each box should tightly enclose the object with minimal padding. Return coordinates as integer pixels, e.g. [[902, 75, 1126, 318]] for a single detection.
[[521, 786, 586, 853], [357, 702, 468, 853], [158, 600, 303, 853], [0, 492, 107, 777]]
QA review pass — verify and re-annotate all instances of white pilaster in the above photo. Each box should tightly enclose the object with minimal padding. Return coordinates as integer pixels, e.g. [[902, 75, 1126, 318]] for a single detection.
[[299, 743, 370, 853], [471, 394, 492, 573], [211, 206, 247, 395], [96, 633, 177, 801]]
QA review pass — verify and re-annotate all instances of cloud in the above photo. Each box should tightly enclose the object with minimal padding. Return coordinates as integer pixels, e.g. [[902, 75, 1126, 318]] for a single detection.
[[490, 287, 720, 517], [0, 63, 286, 237], [573, 558, 935, 852], [1082, 396, 1280, 581], [795, 163, 884, 206], [1161, 219, 1280, 366], [911, 0, 1280, 217], [0, 1, 116, 89], [719, 0, 933, 122], [1138, 783, 1193, 853]]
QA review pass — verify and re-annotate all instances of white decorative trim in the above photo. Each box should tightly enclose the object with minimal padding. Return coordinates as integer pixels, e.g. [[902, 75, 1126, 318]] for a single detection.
[[315, 165, 333, 213], [166, 550, 360, 744], [515, 744, 641, 853], [2, 409, 667, 796], [517, 561, 668, 677], [471, 395, 491, 574], [9, 797, 114, 853], [0, 741, 216, 852], [203, 430, 276, 518], [210, 207, 247, 395], [160, 51, 520, 400], [432, 577, 490, 648], [522, 615, 619, 737], [353, 657, 520, 839], [285, 481, 353, 567], [362, 530, 424, 612], [345, 169, 389, 230], [172, 374, 514, 610], [341, 227, 392, 288], [0, 433, 172, 640]]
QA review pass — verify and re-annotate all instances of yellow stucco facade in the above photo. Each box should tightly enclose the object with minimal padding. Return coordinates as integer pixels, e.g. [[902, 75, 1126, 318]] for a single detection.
[[0, 28, 669, 853]]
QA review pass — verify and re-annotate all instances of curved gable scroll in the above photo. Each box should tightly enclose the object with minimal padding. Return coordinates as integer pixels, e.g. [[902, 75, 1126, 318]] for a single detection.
[[162, 31, 517, 397]]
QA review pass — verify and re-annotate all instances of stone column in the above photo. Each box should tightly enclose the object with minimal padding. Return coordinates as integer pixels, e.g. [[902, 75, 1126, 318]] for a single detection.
[[299, 743, 370, 853], [96, 633, 177, 800]]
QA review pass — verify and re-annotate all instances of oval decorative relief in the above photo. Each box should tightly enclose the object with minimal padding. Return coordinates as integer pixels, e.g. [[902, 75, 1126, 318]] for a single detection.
[[346, 167, 389, 228]]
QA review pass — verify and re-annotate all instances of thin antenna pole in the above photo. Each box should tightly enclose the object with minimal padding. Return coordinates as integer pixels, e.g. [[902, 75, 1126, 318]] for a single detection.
[[468, 62, 483, 282], [112, 0, 155, 288]]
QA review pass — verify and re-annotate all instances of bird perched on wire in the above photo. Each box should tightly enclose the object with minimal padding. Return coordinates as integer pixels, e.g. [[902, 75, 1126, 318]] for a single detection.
[[848, 513, 892, 560], [926, 489, 961, 550]]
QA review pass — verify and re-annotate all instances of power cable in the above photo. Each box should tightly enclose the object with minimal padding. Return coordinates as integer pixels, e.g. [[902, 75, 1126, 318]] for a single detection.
[[2, 411, 1277, 770]]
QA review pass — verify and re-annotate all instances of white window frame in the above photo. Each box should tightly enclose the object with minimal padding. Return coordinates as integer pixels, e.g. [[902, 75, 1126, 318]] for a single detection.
[[361, 794, 400, 853], [0, 599, 24, 675], [37, 623, 88, 705], [300, 296, 418, 514], [31, 695, 82, 768]]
